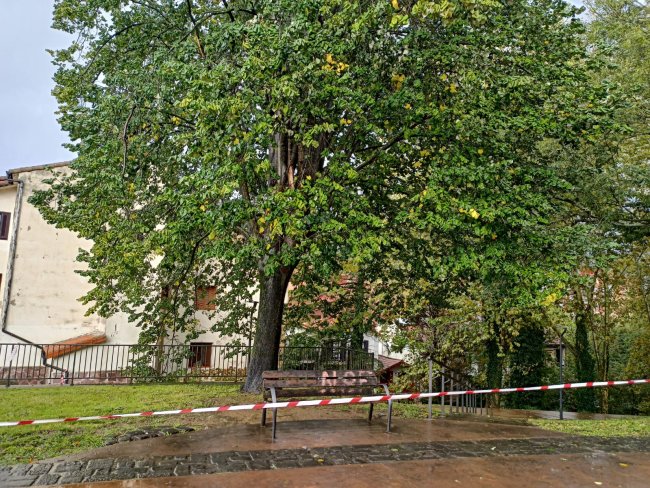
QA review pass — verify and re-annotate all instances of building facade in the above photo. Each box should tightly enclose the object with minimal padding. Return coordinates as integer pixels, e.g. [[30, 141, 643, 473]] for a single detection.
[[0, 162, 401, 384]]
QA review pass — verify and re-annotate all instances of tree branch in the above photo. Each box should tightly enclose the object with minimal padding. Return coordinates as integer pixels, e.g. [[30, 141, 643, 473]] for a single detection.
[[121, 105, 137, 179]]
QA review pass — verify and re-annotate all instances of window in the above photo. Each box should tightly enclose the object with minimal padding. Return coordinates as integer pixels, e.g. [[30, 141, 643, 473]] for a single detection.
[[0, 212, 10, 240], [188, 342, 212, 368], [195, 286, 216, 310]]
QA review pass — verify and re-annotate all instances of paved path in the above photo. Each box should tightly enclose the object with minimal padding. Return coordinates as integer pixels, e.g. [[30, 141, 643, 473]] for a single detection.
[[1, 435, 649, 486], [60, 452, 650, 488]]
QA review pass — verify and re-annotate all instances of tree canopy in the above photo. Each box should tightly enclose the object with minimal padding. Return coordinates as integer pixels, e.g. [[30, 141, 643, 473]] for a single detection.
[[34, 0, 616, 391]]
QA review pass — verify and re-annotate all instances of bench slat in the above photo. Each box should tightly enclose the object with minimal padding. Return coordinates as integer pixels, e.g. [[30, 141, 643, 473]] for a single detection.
[[264, 378, 377, 388], [262, 370, 375, 380], [265, 387, 378, 399]]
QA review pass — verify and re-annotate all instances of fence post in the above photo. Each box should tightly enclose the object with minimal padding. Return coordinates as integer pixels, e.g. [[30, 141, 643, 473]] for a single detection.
[[70, 352, 76, 386], [428, 359, 433, 420], [560, 329, 566, 420], [6, 345, 17, 388], [440, 366, 446, 416]]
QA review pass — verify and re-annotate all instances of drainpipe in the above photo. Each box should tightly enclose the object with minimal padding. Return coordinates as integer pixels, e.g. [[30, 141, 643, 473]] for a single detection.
[[1, 177, 69, 385]]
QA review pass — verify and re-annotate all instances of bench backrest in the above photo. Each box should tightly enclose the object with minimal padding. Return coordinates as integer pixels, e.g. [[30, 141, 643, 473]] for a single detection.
[[263, 370, 379, 398]]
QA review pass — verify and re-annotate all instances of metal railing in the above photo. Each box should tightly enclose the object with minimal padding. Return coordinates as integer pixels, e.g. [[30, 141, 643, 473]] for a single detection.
[[0, 343, 376, 387]]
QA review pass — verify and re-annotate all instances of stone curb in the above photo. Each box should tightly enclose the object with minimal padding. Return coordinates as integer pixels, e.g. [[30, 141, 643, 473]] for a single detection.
[[0, 436, 648, 486]]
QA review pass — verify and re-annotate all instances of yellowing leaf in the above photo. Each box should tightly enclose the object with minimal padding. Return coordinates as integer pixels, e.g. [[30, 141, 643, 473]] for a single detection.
[[541, 293, 558, 306], [478, 148, 484, 155], [449, 83, 458, 93], [200, 205, 206, 212], [325, 53, 334, 64], [340, 118, 352, 125], [391, 73, 406, 90], [259, 227, 265, 234], [439, 73, 448, 82], [209, 231, 216, 240], [391, 0, 400, 10], [469, 208, 480, 219]]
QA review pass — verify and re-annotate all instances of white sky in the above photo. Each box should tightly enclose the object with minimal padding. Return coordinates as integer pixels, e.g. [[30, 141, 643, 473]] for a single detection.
[[0, 0, 586, 175], [0, 0, 73, 173]]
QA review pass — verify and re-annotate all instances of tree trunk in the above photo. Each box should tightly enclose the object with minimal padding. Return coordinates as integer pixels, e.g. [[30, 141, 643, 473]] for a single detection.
[[154, 286, 171, 375], [350, 273, 366, 350], [574, 308, 597, 412], [242, 266, 294, 393], [486, 321, 502, 409]]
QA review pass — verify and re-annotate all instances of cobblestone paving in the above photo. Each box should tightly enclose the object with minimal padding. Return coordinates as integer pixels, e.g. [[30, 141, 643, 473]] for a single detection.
[[1, 436, 648, 487]]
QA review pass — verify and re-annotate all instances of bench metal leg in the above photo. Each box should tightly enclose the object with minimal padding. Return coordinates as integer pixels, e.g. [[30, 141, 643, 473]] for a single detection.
[[380, 384, 393, 433], [261, 407, 267, 426], [270, 387, 278, 440], [272, 408, 277, 440], [368, 402, 374, 423]]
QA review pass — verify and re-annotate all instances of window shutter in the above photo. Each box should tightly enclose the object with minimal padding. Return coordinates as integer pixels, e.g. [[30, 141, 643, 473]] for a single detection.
[[0, 212, 10, 240], [195, 286, 217, 310]]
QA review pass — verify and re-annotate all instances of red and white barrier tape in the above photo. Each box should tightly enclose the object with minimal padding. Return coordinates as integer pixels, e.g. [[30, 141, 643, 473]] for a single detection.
[[1, 378, 648, 428]]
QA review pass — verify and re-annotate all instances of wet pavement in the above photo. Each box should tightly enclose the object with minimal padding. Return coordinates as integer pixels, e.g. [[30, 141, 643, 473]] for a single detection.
[[1, 418, 648, 487], [47, 417, 566, 462], [60, 452, 650, 488]]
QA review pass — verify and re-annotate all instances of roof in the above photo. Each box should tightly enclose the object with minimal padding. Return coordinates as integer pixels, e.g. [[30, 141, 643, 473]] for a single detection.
[[378, 354, 405, 371], [7, 161, 71, 178], [43, 333, 108, 359]]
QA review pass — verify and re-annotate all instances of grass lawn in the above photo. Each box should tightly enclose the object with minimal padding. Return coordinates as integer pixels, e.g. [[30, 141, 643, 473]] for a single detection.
[[0, 383, 258, 465], [529, 417, 650, 437]]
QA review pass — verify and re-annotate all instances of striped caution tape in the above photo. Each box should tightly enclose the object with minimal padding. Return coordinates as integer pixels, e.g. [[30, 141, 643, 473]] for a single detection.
[[1, 378, 647, 427]]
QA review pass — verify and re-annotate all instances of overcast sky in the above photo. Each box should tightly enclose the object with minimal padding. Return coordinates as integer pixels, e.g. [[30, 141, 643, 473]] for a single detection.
[[0, 0, 586, 175], [0, 1, 73, 173]]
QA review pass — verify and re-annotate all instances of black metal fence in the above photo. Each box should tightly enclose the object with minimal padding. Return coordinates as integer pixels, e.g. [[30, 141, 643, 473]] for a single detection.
[[0, 343, 376, 386]]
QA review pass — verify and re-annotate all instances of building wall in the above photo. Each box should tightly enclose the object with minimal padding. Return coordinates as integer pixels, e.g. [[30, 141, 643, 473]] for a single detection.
[[363, 334, 405, 360], [0, 164, 397, 378], [0, 165, 247, 354], [0, 185, 17, 299], [2, 168, 106, 343]]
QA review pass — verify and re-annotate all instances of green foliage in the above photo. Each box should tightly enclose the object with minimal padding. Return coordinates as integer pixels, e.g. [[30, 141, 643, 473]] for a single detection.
[[505, 322, 548, 409], [33, 0, 621, 389], [574, 312, 597, 412], [626, 329, 650, 414]]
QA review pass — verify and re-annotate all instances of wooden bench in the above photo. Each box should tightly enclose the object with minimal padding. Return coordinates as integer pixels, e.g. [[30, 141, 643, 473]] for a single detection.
[[261, 370, 393, 439]]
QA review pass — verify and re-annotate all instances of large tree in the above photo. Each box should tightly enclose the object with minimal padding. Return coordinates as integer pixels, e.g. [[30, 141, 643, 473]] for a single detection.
[[34, 0, 610, 391]]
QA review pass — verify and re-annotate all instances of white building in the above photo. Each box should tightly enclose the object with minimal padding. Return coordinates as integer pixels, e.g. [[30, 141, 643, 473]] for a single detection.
[[0, 162, 400, 384]]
